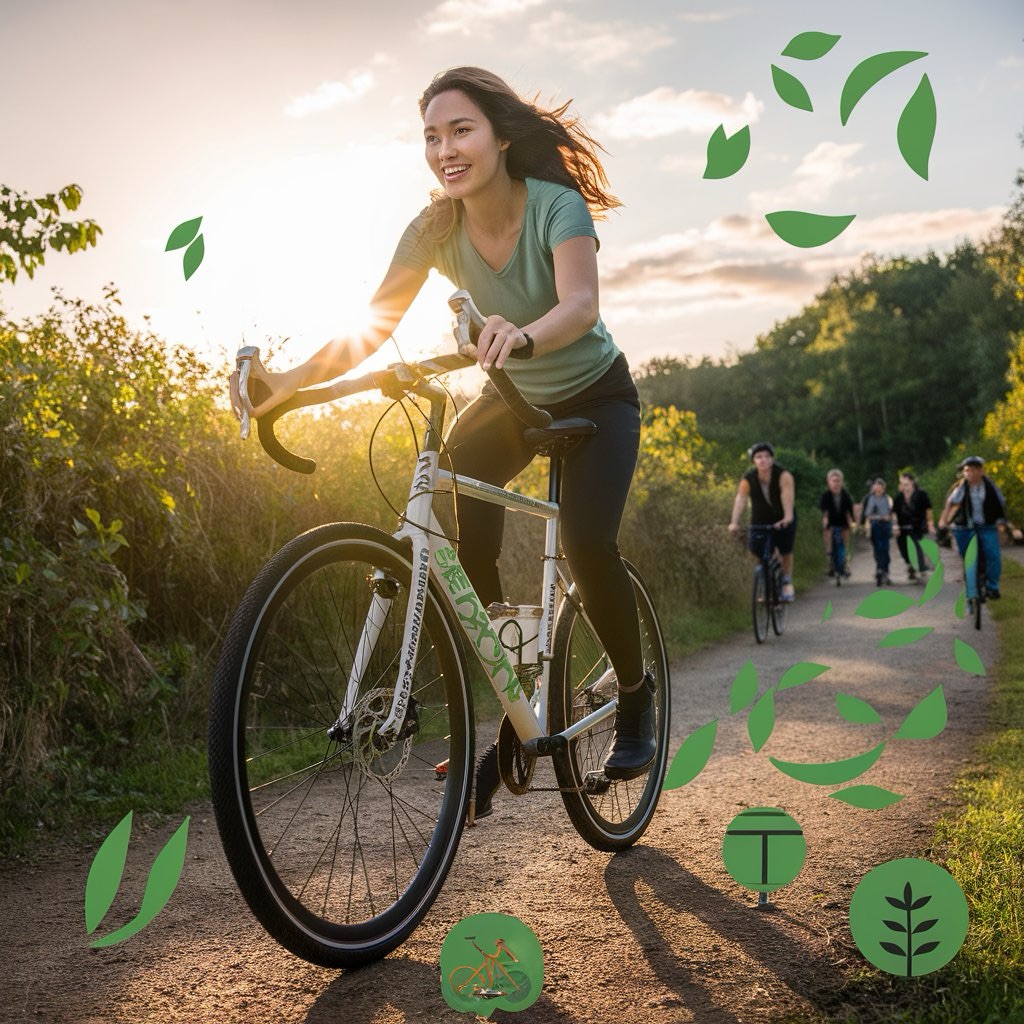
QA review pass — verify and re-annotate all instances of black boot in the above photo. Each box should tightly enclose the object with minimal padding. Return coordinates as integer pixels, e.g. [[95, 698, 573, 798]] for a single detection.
[[603, 671, 657, 780]]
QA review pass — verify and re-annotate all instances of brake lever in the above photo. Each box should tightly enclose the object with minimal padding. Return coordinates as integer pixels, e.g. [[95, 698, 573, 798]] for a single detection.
[[448, 289, 486, 357], [229, 345, 260, 439]]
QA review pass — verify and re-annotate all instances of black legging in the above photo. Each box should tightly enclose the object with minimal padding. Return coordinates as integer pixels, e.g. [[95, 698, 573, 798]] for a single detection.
[[444, 354, 644, 687]]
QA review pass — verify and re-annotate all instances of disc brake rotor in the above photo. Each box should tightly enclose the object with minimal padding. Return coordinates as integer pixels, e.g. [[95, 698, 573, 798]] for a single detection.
[[350, 687, 412, 783]]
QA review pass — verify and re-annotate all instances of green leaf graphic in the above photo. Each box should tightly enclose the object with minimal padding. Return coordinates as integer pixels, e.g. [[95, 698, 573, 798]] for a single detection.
[[919, 538, 940, 566], [165, 216, 203, 251], [894, 686, 947, 739], [954, 590, 966, 619], [771, 65, 814, 111], [778, 662, 829, 691], [822, 599, 833, 622], [855, 589, 917, 619], [879, 626, 934, 648], [919, 560, 944, 606], [840, 51, 928, 125], [830, 785, 904, 809], [836, 693, 882, 724], [953, 638, 986, 677], [85, 811, 133, 935], [747, 691, 775, 752], [765, 210, 855, 248], [183, 234, 205, 281], [897, 74, 936, 179], [663, 720, 717, 790], [729, 659, 759, 714], [770, 741, 886, 785], [90, 816, 190, 948], [963, 534, 978, 571], [703, 124, 751, 179], [781, 31, 841, 60]]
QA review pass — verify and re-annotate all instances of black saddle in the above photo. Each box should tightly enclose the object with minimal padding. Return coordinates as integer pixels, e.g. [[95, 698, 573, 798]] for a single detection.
[[522, 417, 597, 456]]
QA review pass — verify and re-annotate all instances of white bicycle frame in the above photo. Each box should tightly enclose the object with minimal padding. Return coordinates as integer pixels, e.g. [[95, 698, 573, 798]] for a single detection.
[[333, 433, 618, 755]]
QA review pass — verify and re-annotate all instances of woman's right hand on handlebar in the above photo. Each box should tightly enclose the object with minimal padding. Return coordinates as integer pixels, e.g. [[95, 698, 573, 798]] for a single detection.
[[248, 338, 357, 418]]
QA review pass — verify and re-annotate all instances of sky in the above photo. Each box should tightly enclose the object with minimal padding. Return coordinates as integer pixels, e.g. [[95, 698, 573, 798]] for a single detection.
[[4, 0, 1024, 375]]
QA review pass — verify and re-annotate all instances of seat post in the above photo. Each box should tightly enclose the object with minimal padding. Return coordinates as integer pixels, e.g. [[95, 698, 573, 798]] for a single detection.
[[547, 454, 563, 504]]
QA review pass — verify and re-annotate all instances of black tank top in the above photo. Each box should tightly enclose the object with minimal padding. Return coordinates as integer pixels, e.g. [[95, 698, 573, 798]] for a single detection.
[[745, 464, 785, 524]]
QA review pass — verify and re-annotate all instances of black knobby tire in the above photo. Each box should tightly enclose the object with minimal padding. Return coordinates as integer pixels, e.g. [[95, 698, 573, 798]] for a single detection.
[[548, 562, 671, 851], [208, 523, 473, 968], [752, 565, 770, 643], [771, 557, 787, 636]]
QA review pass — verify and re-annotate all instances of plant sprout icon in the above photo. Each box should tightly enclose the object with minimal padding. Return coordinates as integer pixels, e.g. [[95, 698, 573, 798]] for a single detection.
[[849, 858, 969, 977], [722, 807, 806, 909]]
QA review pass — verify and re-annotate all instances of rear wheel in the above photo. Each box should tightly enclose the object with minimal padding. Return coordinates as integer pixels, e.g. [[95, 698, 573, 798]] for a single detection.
[[209, 523, 472, 967], [752, 565, 769, 643], [549, 562, 670, 851]]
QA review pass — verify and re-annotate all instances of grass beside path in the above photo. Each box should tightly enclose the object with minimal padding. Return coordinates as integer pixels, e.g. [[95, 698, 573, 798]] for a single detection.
[[819, 558, 1024, 1024]]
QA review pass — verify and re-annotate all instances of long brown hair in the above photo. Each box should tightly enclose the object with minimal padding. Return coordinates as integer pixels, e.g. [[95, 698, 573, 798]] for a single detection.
[[418, 66, 620, 236]]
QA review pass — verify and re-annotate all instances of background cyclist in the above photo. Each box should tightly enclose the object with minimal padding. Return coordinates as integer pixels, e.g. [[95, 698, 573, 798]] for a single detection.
[[861, 477, 895, 587], [728, 442, 797, 602], [937, 455, 1008, 600], [243, 66, 655, 782], [893, 471, 935, 581], [819, 467, 855, 578]]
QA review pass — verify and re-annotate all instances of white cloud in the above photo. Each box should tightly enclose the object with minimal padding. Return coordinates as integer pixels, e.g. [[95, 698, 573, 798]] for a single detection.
[[285, 72, 375, 117], [749, 141, 865, 209], [419, 0, 547, 36], [594, 87, 764, 140], [677, 7, 751, 23], [599, 205, 1008, 324], [529, 12, 673, 68]]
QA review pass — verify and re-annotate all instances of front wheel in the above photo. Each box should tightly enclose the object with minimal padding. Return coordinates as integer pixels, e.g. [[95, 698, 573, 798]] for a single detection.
[[548, 562, 670, 852], [752, 565, 769, 643], [208, 523, 473, 967], [771, 558, 787, 636]]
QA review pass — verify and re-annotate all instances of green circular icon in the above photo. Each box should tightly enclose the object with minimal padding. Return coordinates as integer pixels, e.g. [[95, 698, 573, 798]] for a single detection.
[[722, 807, 806, 893], [440, 912, 543, 1016], [849, 858, 968, 977]]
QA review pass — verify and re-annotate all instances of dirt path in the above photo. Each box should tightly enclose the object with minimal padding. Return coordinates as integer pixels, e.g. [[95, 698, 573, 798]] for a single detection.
[[1, 544, 1008, 1024]]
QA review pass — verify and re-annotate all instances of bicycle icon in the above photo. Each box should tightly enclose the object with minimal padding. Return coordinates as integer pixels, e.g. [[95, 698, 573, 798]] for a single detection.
[[448, 936, 533, 1007]]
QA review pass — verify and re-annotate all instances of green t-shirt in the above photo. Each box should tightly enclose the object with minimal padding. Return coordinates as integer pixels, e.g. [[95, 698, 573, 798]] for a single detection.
[[391, 176, 620, 404]]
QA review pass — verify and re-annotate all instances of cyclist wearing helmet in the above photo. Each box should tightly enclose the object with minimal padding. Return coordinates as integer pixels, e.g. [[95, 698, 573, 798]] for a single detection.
[[937, 455, 1008, 600], [728, 442, 797, 601]]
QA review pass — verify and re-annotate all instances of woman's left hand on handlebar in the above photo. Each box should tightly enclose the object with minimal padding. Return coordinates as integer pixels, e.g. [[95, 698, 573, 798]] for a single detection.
[[477, 315, 530, 371]]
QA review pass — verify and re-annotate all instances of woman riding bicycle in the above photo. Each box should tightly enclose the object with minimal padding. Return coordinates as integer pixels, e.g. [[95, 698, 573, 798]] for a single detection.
[[244, 66, 654, 781], [728, 442, 797, 601]]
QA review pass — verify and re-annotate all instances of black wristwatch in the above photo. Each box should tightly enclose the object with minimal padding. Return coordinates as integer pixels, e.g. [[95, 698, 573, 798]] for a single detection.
[[510, 332, 534, 360]]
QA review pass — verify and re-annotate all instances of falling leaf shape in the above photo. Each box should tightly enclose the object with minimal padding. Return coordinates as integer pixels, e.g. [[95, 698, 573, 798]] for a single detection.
[[771, 65, 813, 111], [840, 51, 928, 125], [855, 589, 916, 619], [729, 659, 759, 714], [747, 691, 775, 752], [704, 124, 751, 179], [781, 31, 841, 60], [830, 785, 904, 809], [822, 599, 833, 622], [903, 71, 941, 174], [663, 721, 717, 790], [165, 216, 203, 251], [183, 234, 205, 281], [894, 686, 947, 739], [85, 811, 133, 935], [919, 538, 940, 566], [878, 626, 934, 648], [836, 693, 882, 724], [919, 561, 944, 606], [770, 741, 886, 785], [954, 590, 966, 619], [954, 638, 986, 677], [765, 211, 855, 248], [778, 662, 829, 690], [90, 816, 190, 948], [963, 534, 978, 571]]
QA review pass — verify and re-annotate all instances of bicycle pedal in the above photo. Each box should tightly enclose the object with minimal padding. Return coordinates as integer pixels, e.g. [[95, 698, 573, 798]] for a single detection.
[[583, 770, 613, 794]]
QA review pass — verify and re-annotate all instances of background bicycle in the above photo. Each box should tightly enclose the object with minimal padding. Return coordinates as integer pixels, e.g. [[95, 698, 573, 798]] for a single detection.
[[208, 292, 671, 968], [747, 524, 786, 643]]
